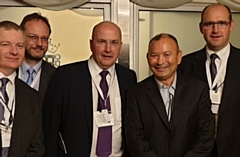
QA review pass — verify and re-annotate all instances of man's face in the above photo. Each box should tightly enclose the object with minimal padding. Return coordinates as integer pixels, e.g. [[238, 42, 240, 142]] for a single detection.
[[0, 28, 25, 75], [90, 22, 122, 70], [200, 5, 234, 52], [24, 19, 50, 61], [147, 37, 182, 86]]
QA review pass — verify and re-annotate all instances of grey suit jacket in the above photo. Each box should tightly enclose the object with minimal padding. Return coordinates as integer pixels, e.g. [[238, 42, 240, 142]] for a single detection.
[[43, 60, 137, 157], [179, 45, 240, 157], [0, 78, 44, 157], [125, 73, 214, 157]]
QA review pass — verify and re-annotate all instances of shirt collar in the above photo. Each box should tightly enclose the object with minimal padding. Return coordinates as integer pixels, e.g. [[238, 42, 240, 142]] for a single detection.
[[155, 72, 177, 95], [88, 56, 115, 77], [20, 60, 42, 74], [206, 43, 230, 61], [0, 72, 16, 85]]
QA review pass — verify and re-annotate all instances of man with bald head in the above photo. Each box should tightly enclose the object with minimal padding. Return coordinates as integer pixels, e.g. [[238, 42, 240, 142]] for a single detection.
[[43, 21, 137, 157], [179, 4, 240, 156]]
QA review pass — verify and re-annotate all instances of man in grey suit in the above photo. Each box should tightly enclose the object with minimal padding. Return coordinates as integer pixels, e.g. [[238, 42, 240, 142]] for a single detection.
[[179, 4, 240, 157], [43, 21, 137, 157], [125, 33, 214, 157], [18, 13, 55, 102], [0, 21, 44, 157]]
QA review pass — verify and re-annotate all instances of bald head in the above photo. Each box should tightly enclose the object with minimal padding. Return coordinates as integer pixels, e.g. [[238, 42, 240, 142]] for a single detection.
[[91, 21, 122, 41]]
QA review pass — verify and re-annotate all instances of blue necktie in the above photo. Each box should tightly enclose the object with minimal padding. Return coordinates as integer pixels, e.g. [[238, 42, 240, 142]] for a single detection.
[[96, 71, 112, 157], [26, 67, 35, 85]]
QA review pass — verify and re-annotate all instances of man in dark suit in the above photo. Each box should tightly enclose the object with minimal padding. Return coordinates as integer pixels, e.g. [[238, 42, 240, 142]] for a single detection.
[[179, 4, 240, 157], [43, 21, 137, 157], [18, 13, 55, 102], [0, 21, 44, 157], [125, 33, 214, 157]]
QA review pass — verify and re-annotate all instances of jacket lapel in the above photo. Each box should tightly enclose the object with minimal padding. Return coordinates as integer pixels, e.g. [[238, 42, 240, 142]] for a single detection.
[[193, 48, 208, 83], [170, 72, 187, 131], [146, 76, 170, 129]]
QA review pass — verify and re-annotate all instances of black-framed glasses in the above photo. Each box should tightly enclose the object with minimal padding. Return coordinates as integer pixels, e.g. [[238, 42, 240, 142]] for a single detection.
[[27, 34, 51, 44], [202, 21, 231, 29]]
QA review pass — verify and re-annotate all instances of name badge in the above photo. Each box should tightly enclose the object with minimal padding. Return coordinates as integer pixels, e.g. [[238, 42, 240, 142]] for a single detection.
[[94, 109, 114, 127], [210, 90, 221, 104], [0, 124, 12, 147]]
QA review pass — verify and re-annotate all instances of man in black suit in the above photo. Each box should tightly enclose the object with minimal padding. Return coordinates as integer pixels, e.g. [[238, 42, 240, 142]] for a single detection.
[[0, 21, 44, 157], [18, 13, 55, 102], [125, 33, 214, 157], [43, 21, 137, 157], [179, 4, 240, 157]]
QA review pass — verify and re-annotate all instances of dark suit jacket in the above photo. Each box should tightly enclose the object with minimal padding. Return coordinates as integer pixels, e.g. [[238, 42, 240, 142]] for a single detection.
[[0, 78, 44, 157], [125, 73, 214, 157], [38, 60, 56, 102], [43, 60, 137, 157], [179, 45, 240, 157]]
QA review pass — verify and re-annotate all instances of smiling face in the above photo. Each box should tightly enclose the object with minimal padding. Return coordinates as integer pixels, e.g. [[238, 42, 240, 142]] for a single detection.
[[0, 28, 25, 76], [200, 4, 234, 52], [147, 36, 182, 86], [90, 21, 122, 70], [24, 19, 50, 62]]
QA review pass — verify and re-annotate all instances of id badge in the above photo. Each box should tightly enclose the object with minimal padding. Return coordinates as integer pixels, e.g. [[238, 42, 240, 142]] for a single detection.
[[0, 124, 12, 147], [210, 90, 221, 104], [94, 109, 114, 127]]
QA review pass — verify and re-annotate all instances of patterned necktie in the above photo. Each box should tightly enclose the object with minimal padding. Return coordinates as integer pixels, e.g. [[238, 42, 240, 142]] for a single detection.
[[0, 78, 9, 121], [210, 54, 218, 90], [0, 78, 10, 157], [96, 71, 112, 157], [26, 67, 35, 85]]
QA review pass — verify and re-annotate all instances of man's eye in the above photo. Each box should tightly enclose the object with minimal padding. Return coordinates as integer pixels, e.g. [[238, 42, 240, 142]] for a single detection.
[[16, 44, 24, 49], [0, 43, 10, 47]]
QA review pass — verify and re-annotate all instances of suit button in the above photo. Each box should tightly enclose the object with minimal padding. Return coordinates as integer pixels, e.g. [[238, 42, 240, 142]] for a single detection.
[[165, 143, 169, 146]]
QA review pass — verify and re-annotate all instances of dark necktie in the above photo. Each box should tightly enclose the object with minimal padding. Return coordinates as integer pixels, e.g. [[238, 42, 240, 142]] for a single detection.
[[26, 67, 35, 85], [0, 78, 10, 157], [0, 78, 9, 121], [210, 54, 218, 89], [96, 71, 112, 157]]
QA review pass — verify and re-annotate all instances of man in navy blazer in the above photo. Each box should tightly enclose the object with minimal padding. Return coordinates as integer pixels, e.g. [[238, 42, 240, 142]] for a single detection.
[[0, 21, 44, 157], [179, 4, 240, 157], [43, 21, 137, 157], [125, 33, 214, 157]]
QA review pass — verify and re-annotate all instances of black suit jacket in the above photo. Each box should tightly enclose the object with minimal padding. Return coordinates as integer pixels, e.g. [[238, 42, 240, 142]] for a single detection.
[[43, 60, 137, 157], [38, 60, 56, 102], [125, 73, 214, 157], [179, 45, 240, 157], [0, 78, 44, 157]]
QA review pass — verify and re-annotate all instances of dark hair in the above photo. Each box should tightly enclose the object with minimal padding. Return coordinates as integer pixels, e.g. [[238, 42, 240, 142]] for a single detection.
[[148, 33, 179, 49], [20, 12, 51, 35], [201, 4, 232, 23], [0, 20, 23, 32]]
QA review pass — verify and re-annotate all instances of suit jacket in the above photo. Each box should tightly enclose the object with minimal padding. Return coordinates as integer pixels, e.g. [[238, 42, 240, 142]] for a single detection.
[[43, 60, 137, 157], [125, 73, 214, 157], [178, 45, 240, 157], [0, 78, 44, 157], [38, 60, 56, 102]]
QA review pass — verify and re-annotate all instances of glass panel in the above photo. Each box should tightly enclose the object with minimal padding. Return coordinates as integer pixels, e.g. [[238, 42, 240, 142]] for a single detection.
[[0, 6, 104, 67], [138, 10, 240, 81]]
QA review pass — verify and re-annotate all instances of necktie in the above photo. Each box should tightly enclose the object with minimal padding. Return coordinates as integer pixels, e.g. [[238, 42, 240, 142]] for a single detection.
[[26, 67, 35, 85], [210, 54, 218, 90], [0, 78, 10, 157], [96, 71, 112, 157], [0, 78, 9, 121]]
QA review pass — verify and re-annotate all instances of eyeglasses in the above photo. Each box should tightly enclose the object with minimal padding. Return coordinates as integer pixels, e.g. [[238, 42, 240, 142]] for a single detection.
[[27, 35, 51, 44], [93, 39, 121, 47], [202, 21, 231, 29]]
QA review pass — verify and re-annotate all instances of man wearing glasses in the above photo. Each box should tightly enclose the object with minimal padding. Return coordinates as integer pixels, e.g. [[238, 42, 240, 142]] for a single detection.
[[179, 4, 240, 157], [18, 13, 55, 102]]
